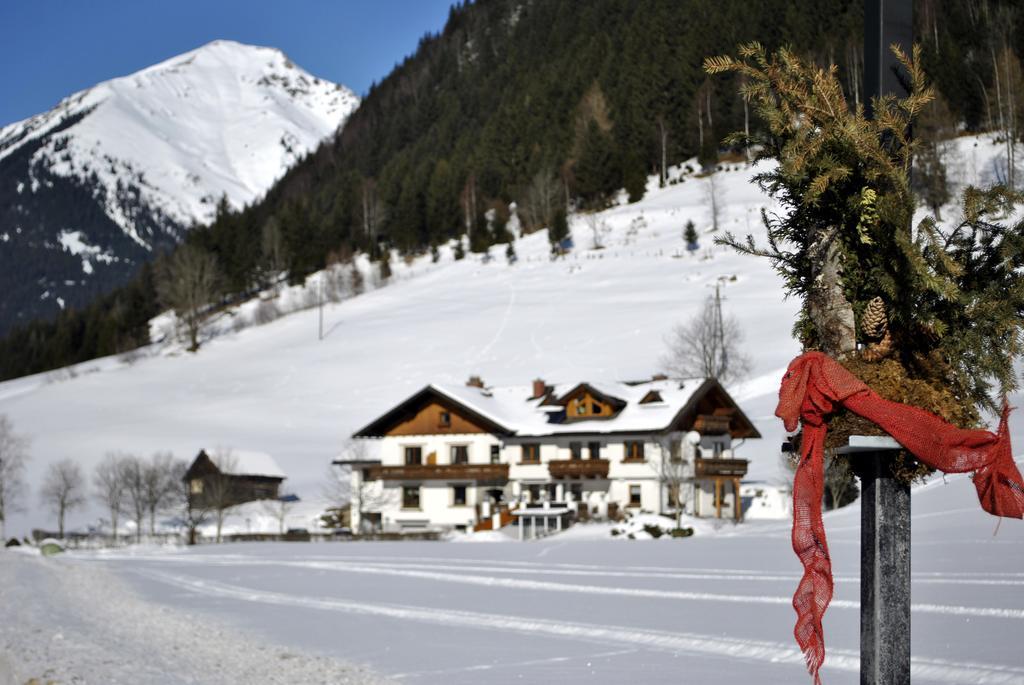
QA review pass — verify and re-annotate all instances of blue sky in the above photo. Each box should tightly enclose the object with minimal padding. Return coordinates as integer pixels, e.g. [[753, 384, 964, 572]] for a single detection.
[[1, 1, 456, 126]]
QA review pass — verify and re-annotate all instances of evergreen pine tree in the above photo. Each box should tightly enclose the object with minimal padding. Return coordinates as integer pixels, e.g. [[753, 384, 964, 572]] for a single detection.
[[549, 209, 569, 256], [684, 220, 699, 251]]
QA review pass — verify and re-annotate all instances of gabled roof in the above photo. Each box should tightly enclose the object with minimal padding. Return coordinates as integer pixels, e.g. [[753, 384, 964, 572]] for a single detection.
[[189, 449, 287, 480], [555, 383, 628, 410], [351, 386, 514, 438], [352, 378, 761, 439]]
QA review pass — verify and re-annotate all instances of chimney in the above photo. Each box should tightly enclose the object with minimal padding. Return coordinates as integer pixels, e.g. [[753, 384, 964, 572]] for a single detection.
[[466, 375, 485, 388], [651, 373, 668, 381], [532, 378, 547, 399]]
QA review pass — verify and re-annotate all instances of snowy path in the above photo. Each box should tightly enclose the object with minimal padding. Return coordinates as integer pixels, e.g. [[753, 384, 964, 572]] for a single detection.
[[0, 550, 387, 685], [56, 475, 1024, 685], [5, 473, 1023, 685]]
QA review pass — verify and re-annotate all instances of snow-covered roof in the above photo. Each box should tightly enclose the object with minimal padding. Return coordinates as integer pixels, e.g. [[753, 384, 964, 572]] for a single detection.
[[205, 449, 287, 479], [353, 378, 760, 439], [429, 379, 701, 436]]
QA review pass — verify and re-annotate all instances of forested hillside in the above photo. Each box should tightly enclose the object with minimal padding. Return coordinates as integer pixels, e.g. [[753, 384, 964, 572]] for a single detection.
[[2, 0, 1022, 381]]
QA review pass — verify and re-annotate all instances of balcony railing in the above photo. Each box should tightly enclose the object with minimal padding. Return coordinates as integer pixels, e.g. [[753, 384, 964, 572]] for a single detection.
[[548, 459, 610, 479], [368, 463, 510, 482], [694, 457, 749, 478]]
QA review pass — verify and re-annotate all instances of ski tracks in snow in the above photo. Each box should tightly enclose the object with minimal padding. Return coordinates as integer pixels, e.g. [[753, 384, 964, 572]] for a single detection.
[[134, 566, 1024, 685]]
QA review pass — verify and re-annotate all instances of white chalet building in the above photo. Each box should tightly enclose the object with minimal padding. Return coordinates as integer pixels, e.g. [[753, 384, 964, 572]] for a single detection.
[[341, 376, 760, 535]]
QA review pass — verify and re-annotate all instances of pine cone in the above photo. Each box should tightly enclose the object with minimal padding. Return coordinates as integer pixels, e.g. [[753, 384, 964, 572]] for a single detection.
[[861, 329, 894, 362], [861, 297, 888, 340]]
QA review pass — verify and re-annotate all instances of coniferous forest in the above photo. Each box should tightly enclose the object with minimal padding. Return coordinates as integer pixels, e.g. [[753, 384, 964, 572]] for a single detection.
[[2, 0, 1022, 381]]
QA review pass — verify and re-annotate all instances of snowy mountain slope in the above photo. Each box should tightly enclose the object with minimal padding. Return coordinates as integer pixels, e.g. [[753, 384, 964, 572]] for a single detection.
[[2, 134, 1021, 536], [0, 40, 358, 332]]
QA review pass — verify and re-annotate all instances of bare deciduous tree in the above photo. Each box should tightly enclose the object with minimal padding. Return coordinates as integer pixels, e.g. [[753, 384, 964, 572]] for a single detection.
[[205, 449, 240, 543], [655, 115, 669, 187], [263, 495, 298, 535], [661, 292, 751, 387], [333, 440, 391, 534], [260, 216, 287, 286], [156, 244, 222, 352], [120, 455, 147, 542], [823, 452, 858, 510], [520, 168, 561, 231], [173, 459, 207, 546], [705, 173, 722, 233], [0, 415, 30, 541], [143, 452, 182, 536], [654, 435, 692, 530], [93, 452, 129, 542], [40, 459, 86, 538], [584, 214, 610, 250]]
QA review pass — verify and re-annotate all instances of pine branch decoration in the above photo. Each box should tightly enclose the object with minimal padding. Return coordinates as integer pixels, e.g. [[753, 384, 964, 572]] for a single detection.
[[706, 43, 1024, 413]]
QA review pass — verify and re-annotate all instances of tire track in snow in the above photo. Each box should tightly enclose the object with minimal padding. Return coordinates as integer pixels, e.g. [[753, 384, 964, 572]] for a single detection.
[[134, 568, 1024, 685], [107, 555, 1024, 620], [89, 551, 1024, 587], [389, 648, 638, 680]]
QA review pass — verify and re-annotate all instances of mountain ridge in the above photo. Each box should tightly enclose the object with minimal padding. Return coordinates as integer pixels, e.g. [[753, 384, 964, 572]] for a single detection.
[[0, 39, 358, 333]]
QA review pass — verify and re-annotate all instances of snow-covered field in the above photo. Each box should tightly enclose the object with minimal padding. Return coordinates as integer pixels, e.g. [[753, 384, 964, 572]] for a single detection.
[[3, 470, 1022, 685], [3, 134, 1022, 537]]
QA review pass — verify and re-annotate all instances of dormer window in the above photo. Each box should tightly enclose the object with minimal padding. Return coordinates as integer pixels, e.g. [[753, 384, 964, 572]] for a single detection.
[[640, 390, 663, 404]]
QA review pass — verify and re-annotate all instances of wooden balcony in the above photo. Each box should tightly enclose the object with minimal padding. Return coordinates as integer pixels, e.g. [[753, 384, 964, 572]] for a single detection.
[[694, 457, 749, 478], [548, 459, 610, 479], [367, 463, 509, 482], [694, 413, 732, 435]]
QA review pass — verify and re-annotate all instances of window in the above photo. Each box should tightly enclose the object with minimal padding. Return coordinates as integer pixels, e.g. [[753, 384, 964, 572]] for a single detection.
[[588, 441, 601, 459], [527, 484, 542, 502], [190, 478, 204, 494], [452, 485, 467, 506], [575, 402, 587, 415], [490, 444, 501, 464], [629, 484, 642, 507], [439, 411, 451, 427], [521, 444, 541, 463], [569, 483, 583, 501], [569, 442, 583, 460], [451, 445, 469, 464], [404, 446, 423, 465], [624, 441, 645, 461], [402, 486, 420, 509]]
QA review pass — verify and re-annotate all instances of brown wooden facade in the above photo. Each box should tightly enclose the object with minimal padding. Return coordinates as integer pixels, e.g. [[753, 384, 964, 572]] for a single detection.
[[385, 400, 492, 436], [184, 450, 283, 509]]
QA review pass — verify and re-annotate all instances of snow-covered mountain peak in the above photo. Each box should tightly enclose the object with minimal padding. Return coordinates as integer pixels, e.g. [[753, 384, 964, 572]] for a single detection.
[[0, 40, 359, 332], [1, 39, 358, 228]]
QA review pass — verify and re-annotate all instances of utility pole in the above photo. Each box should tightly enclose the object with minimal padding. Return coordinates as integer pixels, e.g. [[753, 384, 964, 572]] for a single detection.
[[857, 2, 913, 683], [318, 274, 324, 342], [714, 283, 727, 376]]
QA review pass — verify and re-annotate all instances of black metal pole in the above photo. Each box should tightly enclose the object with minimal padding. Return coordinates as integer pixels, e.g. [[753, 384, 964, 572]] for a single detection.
[[860, 1, 913, 682], [848, 446, 911, 685]]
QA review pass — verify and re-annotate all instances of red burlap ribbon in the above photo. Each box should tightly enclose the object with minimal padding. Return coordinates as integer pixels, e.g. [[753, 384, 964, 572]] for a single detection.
[[775, 351, 1024, 683]]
